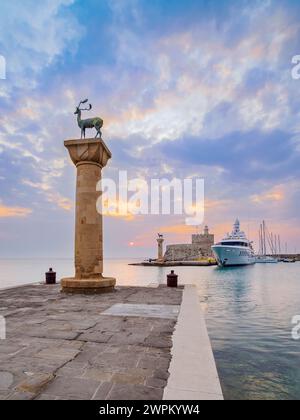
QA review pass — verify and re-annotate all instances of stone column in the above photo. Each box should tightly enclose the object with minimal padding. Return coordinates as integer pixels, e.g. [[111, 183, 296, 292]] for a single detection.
[[61, 138, 116, 294], [157, 237, 164, 262]]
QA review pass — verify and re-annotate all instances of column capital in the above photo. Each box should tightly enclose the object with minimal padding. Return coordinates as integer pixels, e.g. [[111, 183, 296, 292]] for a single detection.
[[64, 138, 112, 168]]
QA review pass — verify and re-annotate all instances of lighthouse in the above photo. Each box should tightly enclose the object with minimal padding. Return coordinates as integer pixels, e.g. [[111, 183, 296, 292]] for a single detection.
[[157, 234, 164, 262]]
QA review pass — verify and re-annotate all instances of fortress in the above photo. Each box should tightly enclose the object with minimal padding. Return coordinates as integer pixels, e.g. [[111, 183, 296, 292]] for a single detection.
[[164, 226, 215, 262]]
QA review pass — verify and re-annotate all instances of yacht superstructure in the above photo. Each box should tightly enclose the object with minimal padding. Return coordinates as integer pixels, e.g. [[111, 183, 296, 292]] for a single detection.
[[212, 219, 256, 267]]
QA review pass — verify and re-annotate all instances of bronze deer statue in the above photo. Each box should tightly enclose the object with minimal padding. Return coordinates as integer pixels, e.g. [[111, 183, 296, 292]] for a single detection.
[[74, 99, 103, 139]]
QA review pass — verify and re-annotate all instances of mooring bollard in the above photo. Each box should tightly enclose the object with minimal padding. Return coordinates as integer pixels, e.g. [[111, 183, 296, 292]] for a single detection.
[[45, 268, 56, 285], [167, 270, 178, 287]]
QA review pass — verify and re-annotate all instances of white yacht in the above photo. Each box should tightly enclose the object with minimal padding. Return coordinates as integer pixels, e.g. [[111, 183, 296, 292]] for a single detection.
[[212, 219, 256, 267]]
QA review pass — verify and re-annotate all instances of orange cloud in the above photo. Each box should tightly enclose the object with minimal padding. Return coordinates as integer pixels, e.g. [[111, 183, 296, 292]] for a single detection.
[[205, 199, 231, 210], [251, 188, 284, 204], [158, 224, 196, 235], [46, 193, 73, 211], [0, 204, 32, 218], [22, 180, 73, 212]]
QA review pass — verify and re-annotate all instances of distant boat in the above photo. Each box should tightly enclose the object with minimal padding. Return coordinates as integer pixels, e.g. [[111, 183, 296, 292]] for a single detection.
[[282, 258, 296, 263], [212, 219, 256, 267], [255, 256, 278, 264]]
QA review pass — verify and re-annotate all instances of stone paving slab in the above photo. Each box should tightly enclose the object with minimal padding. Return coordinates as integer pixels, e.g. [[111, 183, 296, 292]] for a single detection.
[[0, 284, 182, 400], [101, 303, 180, 319]]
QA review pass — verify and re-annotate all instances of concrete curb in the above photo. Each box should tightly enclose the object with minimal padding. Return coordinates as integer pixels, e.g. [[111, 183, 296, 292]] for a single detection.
[[163, 285, 224, 400]]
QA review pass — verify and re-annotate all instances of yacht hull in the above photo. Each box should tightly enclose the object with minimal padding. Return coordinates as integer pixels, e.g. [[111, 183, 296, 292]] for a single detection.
[[212, 245, 256, 267]]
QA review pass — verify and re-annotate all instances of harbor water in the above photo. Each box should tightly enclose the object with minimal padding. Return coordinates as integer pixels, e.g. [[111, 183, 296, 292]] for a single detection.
[[0, 258, 299, 400]]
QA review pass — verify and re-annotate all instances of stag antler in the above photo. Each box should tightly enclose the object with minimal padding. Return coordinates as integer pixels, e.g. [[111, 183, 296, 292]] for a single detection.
[[78, 98, 88, 106], [78, 99, 92, 111]]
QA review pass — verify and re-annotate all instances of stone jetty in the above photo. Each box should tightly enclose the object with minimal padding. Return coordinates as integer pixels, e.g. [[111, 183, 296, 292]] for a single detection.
[[0, 284, 181, 400], [0, 283, 223, 400]]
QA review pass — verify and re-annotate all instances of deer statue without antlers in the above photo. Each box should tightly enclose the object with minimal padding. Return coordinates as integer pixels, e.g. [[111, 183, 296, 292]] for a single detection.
[[74, 99, 103, 139]]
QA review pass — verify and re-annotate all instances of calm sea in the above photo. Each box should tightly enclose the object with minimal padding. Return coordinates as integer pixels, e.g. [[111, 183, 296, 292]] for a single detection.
[[0, 258, 300, 400]]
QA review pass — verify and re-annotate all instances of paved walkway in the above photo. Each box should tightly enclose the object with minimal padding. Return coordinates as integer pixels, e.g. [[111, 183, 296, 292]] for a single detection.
[[164, 285, 224, 400], [0, 284, 182, 400]]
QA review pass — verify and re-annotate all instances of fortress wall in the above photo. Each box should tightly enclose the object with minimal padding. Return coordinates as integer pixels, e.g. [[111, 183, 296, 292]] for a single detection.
[[192, 234, 214, 245], [164, 243, 213, 261]]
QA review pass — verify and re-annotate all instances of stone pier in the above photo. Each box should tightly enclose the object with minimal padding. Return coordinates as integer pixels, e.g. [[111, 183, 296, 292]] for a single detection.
[[61, 138, 116, 294], [0, 283, 223, 400], [0, 284, 183, 400]]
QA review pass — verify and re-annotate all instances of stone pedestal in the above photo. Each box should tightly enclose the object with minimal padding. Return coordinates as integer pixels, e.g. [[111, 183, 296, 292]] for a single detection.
[[61, 138, 116, 294], [157, 237, 164, 262]]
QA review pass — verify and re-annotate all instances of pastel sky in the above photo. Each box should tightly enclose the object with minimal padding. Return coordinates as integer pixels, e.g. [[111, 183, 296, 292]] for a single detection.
[[0, 0, 300, 258]]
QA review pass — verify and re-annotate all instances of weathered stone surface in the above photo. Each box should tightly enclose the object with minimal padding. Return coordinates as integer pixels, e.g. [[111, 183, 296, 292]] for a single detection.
[[0, 371, 14, 390], [83, 369, 113, 382], [93, 352, 139, 369], [6, 391, 35, 400], [0, 284, 182, 400], [35, 393, 59, 400], [45, 376, 99, 400], [79, 331, 113, 343], [144, 335, 172, 348], [111, 372, 145, 385], [25, 328, 80, 341], [34, 347, 81, 361], [109, 384, 163, 400], [145, 377, 167, 389], [56, 365, 86, 379], [0, 344, 26, 355], [107, 332, 148, 346], [138, 355, 170, 371], [2, 356, 63, 375], [16, 373, 54, 394], [72, 343, 108, 363], [153, 368, 170, 381], [92, 382, 113, 400], [145, 346, 171, 358]]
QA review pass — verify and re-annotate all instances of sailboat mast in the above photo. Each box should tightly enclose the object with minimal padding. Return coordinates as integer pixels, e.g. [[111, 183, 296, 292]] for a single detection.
[[263, 221, 266, 256], [259, 225, 262, 255], [261, 224, 264, 255]]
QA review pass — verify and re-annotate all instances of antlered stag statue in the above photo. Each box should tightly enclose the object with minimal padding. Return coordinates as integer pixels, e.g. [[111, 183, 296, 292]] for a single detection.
[[74, 99, 103, 139]]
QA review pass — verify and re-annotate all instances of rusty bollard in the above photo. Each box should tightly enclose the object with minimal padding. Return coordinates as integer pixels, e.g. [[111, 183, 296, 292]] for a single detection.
[[45, 268, 56, 285], [167, 270, 178, 287]]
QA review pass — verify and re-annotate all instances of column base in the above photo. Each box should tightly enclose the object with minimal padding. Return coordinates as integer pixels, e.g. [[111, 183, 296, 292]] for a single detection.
[[60, 276, 116, 294]]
